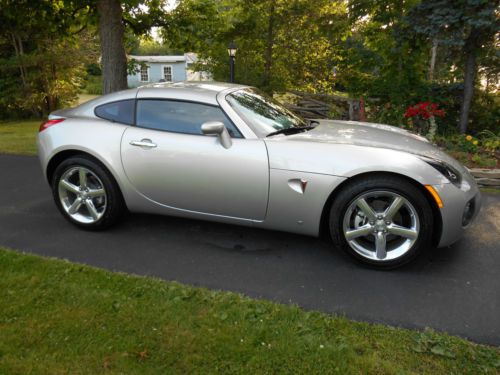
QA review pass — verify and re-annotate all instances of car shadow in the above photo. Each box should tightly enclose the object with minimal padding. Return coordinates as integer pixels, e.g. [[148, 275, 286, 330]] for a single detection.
[[115, 211, 463, 274]]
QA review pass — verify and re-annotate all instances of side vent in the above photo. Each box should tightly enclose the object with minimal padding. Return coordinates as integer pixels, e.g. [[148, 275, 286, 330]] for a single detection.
[[288, 178, 308, 194]]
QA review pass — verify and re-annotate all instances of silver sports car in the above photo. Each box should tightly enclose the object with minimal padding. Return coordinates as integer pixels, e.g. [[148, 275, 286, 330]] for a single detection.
[[37, 82, 481, 268]]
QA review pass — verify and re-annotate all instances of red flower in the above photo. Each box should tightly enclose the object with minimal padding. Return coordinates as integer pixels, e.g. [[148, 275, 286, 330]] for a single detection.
[[404, 107, 418, 118], [433, 109, 445, 117], [404, 102, 445, 121]]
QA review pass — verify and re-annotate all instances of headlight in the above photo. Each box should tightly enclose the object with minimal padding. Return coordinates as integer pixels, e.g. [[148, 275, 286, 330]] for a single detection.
[[421, 157, 462, 187]]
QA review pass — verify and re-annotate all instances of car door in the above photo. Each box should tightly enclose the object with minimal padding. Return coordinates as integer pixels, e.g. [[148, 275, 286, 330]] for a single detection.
[[120, 99, 269, 220]]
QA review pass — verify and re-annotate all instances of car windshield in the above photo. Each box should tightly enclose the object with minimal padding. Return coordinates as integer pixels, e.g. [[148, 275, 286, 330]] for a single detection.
[[226, 88, 307, 137]]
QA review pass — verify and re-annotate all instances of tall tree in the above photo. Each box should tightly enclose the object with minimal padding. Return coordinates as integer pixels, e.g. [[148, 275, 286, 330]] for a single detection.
[[262, 1, 276, 89], [0, 0, 94, 117], [92, 0, 170, 94], [97, 0, 128, 93], [164, 0, 349, 93], [408, 0, 499, 133], [344, 0, 423, 100]]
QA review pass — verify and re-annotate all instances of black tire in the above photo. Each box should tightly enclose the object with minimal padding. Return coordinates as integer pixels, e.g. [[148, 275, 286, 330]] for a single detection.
[[329, 175, 434, 269], [51, 155, 125, 230]]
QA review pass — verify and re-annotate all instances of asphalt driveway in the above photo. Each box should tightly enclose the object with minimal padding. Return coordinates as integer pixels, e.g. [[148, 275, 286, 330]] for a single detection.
[[0, 154, 499, 345]]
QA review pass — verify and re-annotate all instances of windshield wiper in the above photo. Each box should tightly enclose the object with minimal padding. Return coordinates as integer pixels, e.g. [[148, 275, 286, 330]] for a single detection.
[[266, 125, 315, 137]]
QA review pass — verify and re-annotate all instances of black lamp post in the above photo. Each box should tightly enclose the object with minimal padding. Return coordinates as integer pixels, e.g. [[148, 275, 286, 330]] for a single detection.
[[227, 41, 237, 83]]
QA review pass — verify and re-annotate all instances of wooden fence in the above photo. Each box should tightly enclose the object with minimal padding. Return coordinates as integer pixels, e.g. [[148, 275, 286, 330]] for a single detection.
[[285, 91, 367, 121]]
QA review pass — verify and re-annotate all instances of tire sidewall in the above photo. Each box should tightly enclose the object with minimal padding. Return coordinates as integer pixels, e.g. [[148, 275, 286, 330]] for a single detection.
[[330, 176, 434, 269], [51, 156, 122, 230]]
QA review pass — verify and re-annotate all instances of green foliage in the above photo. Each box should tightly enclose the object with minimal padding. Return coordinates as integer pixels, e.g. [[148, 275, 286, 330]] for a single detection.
[[86, 63, 102, 76], [0, 0, 99, 118], [0, 0, 498, 134], [408, 0, 498, 49], [471, 153, 497, 168], [0, 0, 173, 117], [477, 130, 500, 155], [460, 134, 479, 153], [130, 38, 183, 56], [163, 0, 498, 135], [340, 0, 425, 103], [164, 0, 350, 93], [468, 90, 500, 134], [368, 103, 407, 128], [412, 329, 457, 359], [406, 0, 499, 133], [434, 131, 499, 168], [83, 75, 103, 95]]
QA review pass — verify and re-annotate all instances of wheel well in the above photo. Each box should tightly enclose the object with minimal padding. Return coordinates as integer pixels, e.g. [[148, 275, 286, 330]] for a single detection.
[[46, 150, 91, 184], [46, 150, 127, 209], [319, 171, 443, 246]]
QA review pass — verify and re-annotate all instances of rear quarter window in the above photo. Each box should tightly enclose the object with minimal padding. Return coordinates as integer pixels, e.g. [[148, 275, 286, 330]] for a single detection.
[[94, 100, 135, 125]]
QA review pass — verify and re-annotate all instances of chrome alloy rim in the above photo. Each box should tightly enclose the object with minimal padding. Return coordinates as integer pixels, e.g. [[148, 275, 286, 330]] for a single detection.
[[58, 167, 107, 224], [342, 191, 420, 261]]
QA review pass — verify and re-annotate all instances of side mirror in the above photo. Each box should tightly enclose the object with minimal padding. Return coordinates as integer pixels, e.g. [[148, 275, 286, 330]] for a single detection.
[[201, 121, 232, 149]]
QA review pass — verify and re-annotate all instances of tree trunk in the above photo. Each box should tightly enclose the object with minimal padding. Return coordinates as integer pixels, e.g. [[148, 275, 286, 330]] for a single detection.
[[428, 38, 438, 81], [10, 33, 27, 87], [262, 1, 276, 90], [459, 32, 478, 134], [96, 0, 128, 94]]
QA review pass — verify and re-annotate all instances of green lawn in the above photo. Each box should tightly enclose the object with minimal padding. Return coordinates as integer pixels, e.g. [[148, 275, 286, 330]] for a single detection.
[[0, 94, 99, 157], [0, 120, 39, 156], [76, 93, 100, 105], [0, 248, 498, 374]]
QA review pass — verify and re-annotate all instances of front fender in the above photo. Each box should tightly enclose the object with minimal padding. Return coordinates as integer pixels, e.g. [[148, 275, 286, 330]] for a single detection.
[[265, 141, 449, 186]]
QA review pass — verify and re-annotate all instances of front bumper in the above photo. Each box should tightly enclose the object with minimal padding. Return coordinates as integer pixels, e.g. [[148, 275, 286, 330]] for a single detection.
[[434, 174, 482, 247]]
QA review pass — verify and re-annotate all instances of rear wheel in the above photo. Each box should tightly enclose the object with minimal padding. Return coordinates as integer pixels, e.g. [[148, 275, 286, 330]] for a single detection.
[[51, 156, 124, 230], [329, 175, 434, 269]]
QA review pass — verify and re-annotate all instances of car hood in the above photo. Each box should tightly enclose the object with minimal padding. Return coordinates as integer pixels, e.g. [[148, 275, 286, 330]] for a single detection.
[[277, 120, 466, 172]]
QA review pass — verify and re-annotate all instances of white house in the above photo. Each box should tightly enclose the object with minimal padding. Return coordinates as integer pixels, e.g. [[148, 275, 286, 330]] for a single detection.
[[184, 52, 212, 81], [127, 53, 212, 88]]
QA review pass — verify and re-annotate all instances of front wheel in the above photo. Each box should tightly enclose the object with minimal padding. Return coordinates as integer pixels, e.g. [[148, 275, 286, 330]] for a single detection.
[[329, 176, 434, 269], [51, 156, 124, 230]]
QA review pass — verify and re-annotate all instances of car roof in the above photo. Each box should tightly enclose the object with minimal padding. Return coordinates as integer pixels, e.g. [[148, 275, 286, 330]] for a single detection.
[[56, 81, 249, 119], [136, 81, 248, 105]]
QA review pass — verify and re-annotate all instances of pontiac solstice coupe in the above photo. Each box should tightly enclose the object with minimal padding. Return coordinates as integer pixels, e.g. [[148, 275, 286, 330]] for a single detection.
[[37, 82, 481, 268]]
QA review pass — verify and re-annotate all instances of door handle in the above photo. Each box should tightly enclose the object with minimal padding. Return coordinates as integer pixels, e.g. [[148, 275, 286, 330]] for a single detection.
[[130, 139, 157, 149]]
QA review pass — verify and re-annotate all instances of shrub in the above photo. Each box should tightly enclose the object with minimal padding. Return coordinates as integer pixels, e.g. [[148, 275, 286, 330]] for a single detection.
[[83, 75, 102, 95]]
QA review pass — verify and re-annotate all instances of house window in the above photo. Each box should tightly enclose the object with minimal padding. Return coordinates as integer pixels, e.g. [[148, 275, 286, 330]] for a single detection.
[[140, 65, 149, 82], [163, 66, 173, 82]]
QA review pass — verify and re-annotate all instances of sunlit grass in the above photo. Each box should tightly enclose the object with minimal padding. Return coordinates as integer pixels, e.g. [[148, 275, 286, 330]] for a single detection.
[[76, 93, 100, 105], [0, 120, 39, 155], [0, 248, 498, 374]]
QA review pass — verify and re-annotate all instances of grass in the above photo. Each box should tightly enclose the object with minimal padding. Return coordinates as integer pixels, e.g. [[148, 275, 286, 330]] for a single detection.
[[0, 248, 498, 374], [76, 93, 100, 105], [0, 120, 39, 155], [481, 187, 500, 194], [83, 75, 103, 95], [0, 94, 99, 156]]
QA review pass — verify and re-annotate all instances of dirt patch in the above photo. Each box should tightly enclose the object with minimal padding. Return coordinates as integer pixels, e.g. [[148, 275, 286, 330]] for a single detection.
[[469, 200, 500, 245]]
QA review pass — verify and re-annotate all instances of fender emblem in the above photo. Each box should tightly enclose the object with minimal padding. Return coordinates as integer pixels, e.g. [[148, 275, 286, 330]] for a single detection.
[[288, 178, 308, 194]]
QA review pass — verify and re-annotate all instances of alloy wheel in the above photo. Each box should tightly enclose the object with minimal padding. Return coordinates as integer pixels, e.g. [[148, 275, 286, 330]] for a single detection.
[[342, 191, 420, 261], [58, 167, 107, 224]]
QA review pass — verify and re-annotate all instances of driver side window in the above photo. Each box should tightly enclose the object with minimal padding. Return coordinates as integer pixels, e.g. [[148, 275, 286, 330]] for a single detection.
[[136, 99, 242, 138]]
